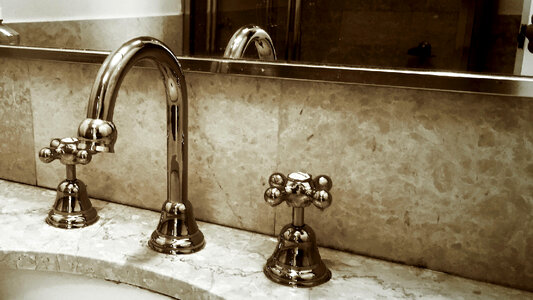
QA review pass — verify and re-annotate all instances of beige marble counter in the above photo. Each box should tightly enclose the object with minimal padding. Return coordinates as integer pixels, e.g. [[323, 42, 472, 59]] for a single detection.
[[0, 179, 531, 299]]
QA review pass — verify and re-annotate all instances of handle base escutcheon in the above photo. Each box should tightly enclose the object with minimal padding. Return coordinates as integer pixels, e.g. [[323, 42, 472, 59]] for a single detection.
[[264, 223, 331, 287], [45, 177, 99, 229]]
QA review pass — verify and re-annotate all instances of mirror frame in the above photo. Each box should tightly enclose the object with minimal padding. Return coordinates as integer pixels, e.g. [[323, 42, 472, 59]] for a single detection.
[[2, 44, 533, 98]]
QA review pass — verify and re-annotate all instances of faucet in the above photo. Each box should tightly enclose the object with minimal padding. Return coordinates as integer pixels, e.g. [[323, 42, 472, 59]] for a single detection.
[[223, 25, 277, 60], [77, 37, 205, 254], [263, 172, 333, 287]]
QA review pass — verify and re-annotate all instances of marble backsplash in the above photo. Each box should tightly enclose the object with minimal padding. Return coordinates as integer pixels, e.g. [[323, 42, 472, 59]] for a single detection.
[[0, 57, 531, 291], [0, 59, 36, 185]]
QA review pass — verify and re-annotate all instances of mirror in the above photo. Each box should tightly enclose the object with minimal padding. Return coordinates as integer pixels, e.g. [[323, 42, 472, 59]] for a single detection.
[[2, 0, 532, 76], [3, 0, 533, 97], [189, 0, 533, 76]]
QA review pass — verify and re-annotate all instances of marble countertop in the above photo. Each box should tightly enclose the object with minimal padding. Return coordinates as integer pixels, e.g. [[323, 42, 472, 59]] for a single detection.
[[0, 179, 531, 299]]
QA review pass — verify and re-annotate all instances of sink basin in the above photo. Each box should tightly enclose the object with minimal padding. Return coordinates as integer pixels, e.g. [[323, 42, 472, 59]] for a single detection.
[[0, 268, 172, 300]]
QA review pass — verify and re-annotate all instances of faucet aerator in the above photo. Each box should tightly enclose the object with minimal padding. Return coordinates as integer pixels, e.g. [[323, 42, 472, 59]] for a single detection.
[[77, 118, 117, 153]]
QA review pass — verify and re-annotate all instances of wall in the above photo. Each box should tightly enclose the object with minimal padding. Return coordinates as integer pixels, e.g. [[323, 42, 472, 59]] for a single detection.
[[0, 57, 532, 292], [1, 1, 183, 54], [8, 16, 183, 55], [0, 0, 181, 22]]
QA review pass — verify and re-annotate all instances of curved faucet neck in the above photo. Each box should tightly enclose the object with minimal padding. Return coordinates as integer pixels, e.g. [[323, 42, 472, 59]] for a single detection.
[[87, 38, 185, 121], [79, 37, 188, 205], [224, 25, 277, 61]]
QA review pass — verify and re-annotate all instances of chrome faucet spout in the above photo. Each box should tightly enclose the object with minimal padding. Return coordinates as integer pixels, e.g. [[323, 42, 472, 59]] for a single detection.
[[224, 25, 277, 60], [78, 36, 205, 254]]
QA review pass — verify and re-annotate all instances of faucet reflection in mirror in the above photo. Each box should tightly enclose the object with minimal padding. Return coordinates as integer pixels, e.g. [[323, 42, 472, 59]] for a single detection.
[[224, 25, 277, 60], [213, 25, 277, 74], [40, 36, 205, 254]]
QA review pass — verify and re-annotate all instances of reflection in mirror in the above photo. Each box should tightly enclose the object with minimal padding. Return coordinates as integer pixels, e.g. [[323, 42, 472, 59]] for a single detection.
[[191, 0, 532, 76], [190, 0, 288, 60], [2, 0, 533, 77], [223, 25, 277, 60]]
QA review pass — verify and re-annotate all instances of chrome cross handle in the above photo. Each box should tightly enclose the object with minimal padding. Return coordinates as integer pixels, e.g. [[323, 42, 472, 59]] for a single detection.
[[38, 137, 98, 229], [264, 172, 332, 226], [265, 172, 332, 208], [39, 137, 93, 166]]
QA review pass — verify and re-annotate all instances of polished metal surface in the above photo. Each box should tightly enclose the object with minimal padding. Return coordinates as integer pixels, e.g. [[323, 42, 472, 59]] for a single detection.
[[38, 137, 98, 229], [263, 172, 333, 287], [77, 36, 204, 254], [223, 25, 277, 61], [2, 44, 533, 97]]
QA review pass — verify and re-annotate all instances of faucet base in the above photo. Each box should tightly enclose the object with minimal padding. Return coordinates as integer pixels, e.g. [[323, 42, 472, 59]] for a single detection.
[[148, 200, 205, 254], [148, 230, 205, 254], [46, 179, 99, 229], [263, 224, 331, 287]]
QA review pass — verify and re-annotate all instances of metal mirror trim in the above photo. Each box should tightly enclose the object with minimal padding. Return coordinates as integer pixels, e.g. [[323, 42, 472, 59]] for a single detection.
[[2, 44, 533, 97]]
